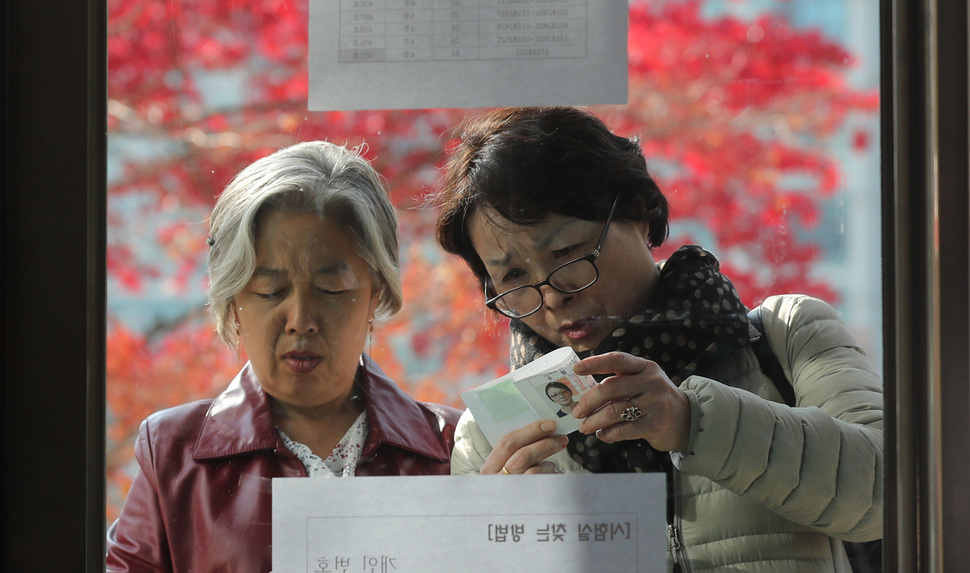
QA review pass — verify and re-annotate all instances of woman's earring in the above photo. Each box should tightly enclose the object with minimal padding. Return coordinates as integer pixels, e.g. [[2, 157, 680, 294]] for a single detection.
[[368, 317, 375, 356]]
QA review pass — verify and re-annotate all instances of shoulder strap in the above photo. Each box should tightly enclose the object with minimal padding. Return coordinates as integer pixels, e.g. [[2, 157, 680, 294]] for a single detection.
[[747, 306, 796, 407]]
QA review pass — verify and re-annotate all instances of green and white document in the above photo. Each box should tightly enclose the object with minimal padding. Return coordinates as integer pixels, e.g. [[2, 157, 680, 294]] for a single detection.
[[460, 346, 598, 446]]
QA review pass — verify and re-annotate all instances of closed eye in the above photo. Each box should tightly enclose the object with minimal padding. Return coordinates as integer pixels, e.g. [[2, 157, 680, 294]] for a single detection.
[[500, 268, 528, 285], [255, 290, 284, 301], [552, 244, 581, 259]]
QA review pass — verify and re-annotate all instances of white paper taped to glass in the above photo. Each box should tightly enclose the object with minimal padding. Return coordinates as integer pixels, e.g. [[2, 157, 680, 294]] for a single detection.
[[272, 473, 666, 572], [308, 0, 629, 111]]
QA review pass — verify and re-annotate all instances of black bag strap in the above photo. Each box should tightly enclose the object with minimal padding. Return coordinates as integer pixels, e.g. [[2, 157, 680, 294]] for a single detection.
[[747, 306, 796, 407]]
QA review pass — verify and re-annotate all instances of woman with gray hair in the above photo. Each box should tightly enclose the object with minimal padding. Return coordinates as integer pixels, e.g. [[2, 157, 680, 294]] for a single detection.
[[106, 141, 461, 573]]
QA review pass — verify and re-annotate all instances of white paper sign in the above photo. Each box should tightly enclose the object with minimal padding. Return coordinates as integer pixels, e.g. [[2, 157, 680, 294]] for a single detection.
[[308, 0, 629, 111], [272, 474, 667, 572]]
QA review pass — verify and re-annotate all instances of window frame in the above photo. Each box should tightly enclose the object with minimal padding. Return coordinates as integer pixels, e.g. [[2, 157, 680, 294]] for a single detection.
[[3, 0, 106, 570], [883, 0, 970, 569], [3, 0, 968, 570]]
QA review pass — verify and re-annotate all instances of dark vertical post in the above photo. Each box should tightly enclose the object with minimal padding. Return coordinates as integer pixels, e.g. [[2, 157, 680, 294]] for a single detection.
[[888, 0, 970, 570], [933, 0, 970, 568], [2, 0, 107, 571]]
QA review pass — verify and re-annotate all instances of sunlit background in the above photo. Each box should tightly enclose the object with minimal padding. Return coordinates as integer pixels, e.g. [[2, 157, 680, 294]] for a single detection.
[[106, 0, 880, 521]]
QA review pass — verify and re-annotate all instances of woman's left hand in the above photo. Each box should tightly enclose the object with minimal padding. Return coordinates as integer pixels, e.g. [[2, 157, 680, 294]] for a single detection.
[[571, 352, 691, 453]]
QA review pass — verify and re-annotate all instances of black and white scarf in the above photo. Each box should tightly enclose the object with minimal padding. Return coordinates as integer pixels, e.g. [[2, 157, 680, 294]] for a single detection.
[[509, 245, 750, 473]]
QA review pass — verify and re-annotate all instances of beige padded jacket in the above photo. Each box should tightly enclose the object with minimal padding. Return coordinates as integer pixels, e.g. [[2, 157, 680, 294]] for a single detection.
[[450, 294, 883, 572]]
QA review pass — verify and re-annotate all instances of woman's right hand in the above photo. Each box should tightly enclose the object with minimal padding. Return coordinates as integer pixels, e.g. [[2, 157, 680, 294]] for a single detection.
[[480, 420, 568, 474]]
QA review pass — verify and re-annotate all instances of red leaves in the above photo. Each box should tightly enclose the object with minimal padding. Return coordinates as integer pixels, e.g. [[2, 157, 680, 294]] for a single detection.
[[106, 320, 239, 444], [607, 0, 879, 306], [104, 0, 880, 403], [105, 318, 241, 521], [852, 128, 871, 151], [105, 0, 878, 517]]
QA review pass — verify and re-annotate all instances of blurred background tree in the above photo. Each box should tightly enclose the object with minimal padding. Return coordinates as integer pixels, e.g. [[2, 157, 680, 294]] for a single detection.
[[106, 0, 878, 520]]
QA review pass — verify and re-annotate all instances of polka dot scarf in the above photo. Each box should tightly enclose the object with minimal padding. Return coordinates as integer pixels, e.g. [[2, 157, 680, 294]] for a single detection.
[[509, 245, 750, 473]]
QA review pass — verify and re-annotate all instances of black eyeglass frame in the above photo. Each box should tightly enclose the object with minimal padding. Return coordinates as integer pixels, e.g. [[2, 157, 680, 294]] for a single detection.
[[483, 193, 622, 319]]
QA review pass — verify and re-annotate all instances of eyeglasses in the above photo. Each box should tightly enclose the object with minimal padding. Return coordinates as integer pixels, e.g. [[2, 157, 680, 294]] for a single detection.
[[547, 390, 571, 399], [484, 194, 621, 319]]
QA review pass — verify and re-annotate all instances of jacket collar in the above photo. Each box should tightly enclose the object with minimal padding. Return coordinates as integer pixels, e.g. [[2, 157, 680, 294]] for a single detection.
[[358, 354, 451, 462], [192, 363, 279, 459], [193, 356, 449, 462]]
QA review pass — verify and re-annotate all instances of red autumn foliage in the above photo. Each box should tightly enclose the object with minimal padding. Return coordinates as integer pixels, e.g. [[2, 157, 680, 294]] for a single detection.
[[105, 0, 877, 521]]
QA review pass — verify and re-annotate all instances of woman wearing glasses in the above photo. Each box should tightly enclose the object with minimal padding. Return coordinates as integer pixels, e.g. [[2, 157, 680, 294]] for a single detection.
[[545, 381, 577, 418], [434, 107, 882, 571]]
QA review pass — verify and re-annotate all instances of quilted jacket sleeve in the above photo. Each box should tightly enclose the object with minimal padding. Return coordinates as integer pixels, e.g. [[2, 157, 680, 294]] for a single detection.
[[451, 408, 586, 475], [450, 409, 493, 475], [677, 294, 883, 542]]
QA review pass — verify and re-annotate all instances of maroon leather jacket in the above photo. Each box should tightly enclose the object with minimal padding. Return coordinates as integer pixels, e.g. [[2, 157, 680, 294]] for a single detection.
[[106, 356, 461, 573]]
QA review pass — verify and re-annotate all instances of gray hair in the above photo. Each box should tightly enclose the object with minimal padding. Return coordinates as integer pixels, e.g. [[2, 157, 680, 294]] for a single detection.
[[206, 141, 402, 350]]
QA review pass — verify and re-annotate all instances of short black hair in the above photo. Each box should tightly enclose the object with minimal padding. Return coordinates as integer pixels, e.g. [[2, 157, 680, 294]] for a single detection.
[[435, 107, 669, 281]]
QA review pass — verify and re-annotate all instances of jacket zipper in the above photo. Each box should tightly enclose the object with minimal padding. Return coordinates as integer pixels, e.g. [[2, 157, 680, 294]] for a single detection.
[[666, 466, 690, 572], [666, 524, 681, 564]]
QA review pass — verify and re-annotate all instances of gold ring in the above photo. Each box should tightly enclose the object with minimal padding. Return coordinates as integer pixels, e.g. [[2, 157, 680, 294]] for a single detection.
[[501, 466, 510, 474]]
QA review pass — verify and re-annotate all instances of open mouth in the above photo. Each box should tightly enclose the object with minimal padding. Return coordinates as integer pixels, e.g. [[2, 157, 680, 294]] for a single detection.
[[560, 319, 596, 341], [283, 352, 321, 374]]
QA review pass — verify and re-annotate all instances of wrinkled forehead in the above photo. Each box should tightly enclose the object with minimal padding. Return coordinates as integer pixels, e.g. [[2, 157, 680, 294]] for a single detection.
[[252, 210, 364, 278], [467, 208, 588, 267]]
